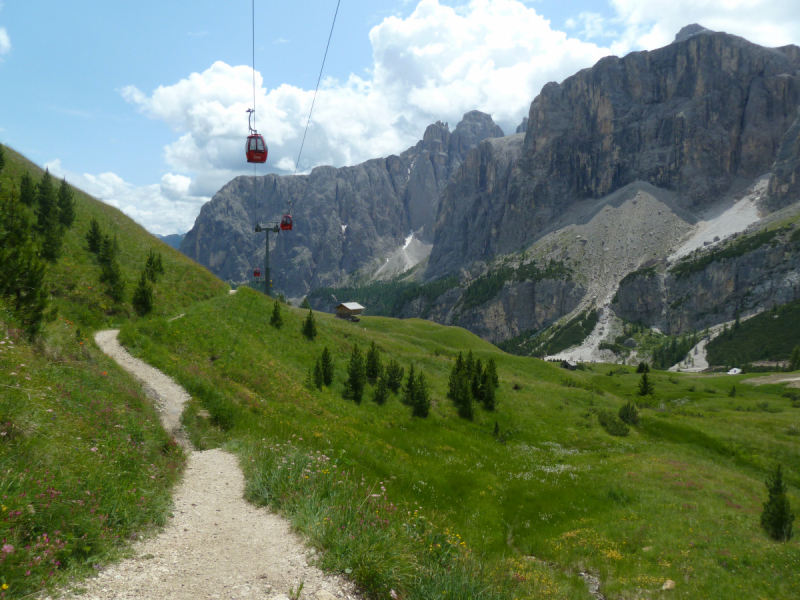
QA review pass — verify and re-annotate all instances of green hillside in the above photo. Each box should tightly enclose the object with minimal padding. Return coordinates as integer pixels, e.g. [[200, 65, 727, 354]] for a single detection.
[[707, 299, 800, 367], [119, 288, 800, 599], [0, 145, 228, 597]]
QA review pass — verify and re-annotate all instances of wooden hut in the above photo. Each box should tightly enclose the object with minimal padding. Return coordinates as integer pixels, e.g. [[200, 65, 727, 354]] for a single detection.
[[335, 302, 365, 322]]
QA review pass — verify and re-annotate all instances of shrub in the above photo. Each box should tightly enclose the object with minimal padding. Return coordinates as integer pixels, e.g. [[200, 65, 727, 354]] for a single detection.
[[618, 401, 639, 425], [598, 410, 629, 436], [761, 464, 794, 541]]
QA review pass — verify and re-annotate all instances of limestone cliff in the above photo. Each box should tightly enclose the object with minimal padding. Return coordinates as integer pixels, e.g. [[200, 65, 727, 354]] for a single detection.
[[181, 112, 503, 298], [427, 28, 800, 279]]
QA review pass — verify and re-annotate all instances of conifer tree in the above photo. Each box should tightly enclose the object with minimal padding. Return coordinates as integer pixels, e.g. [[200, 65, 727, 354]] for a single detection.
[[403, 364, 416, 406], [386, 359, 404, 393], [19, 173, 36, 207], [637, 372, 655, 396], [40, 207, 64, 262], [372, 373, 389, 405], [636, 362, 650, 374], [411, 372, 430, 418], [346, 344, 366, 404], [57, 177, 76, 228], [480, 369, 496, 411], [145, 249, 165, 283], [471, 358, 483, 398], [0, 187, 48, 337], [302, 309, 317, 340], [761, 464, 794, 541], [313, 357, 324, 390], [486, 358, 499, 389], [35, 169, 57, 232], [618, 401, 639, 425], [300, 297, 311, 309], [321, 346, 334, 386], [270, 299, 283, 328], [99, 235, 125, 301], [464, 350, 475, 378], [791, 346, 800, 372], [365, 341, 382, 383], [86, 218, 103, 254], [132, 270, 154, 316], [452, 372, 473, 420]]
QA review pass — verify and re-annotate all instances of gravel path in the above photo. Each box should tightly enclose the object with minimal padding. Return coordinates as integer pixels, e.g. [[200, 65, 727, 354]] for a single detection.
[[45, 331, 360, 600]]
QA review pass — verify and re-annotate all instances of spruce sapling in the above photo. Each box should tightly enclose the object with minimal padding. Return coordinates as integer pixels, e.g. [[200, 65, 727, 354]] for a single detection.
[[132, 270, 154, 316], [270, 299, 283, 328], [346, 344, 366, 404], [761, 464, 794, 541], [411, 372, 430, 418], [321, 346, 334, 386]]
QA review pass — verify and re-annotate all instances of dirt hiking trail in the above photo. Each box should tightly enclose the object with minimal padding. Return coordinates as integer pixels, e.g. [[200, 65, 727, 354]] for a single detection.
[[44, 330, 360, 600]]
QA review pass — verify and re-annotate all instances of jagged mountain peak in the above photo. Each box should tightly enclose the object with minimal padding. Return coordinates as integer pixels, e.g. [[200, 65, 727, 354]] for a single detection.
[[673, 23, 711, 43]]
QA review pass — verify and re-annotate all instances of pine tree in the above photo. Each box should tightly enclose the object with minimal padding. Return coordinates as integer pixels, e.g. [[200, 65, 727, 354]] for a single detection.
[[636, 362, 650, 374], [132, 270, 154, 316], [270, 299, 283, 328], [365, 341, 382, 383], [145, 249, 165, 283], [411, 372, 430, 418], [56, 177, 76, 228], [35, 169, 58, 232], [302, 309, 317, 340], [40, 207, 64, 262], [346, 344, 366, 404], [464, 350, 475, 378], [637, 372, 655, 396], [471, 358, 483, 398], [86, 218, 103, 254], [452, 372, 473, 420], [791, 346, 800, 371], [403, 364, 416, 406], [0, 187, 48, 338], [99, 235, 125, 301], [386, 359, 404, 393], [761, 464, 794, 541], [486, 358, 499, 389], [313, 357, 324, 390], [19, 173, 36, 207], [480, 369, 496, 411], [372, 374, 389, 405], [300, 297, 311, 309], [321, 346, 335, 386]]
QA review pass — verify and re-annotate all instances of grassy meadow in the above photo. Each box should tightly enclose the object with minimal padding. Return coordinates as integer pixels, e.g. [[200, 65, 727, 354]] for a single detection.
[[0, 145, 227, 597], [118, 288, 800, 599]]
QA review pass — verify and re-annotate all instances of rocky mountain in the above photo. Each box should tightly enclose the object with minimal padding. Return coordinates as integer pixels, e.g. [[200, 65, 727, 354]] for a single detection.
[[184, 25, 800, 367], [427, 25, 800, 278], [180, 111, 504, 297]]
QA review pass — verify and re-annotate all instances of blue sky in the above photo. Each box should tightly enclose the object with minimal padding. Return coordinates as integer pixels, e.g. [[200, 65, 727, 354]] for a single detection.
[[1, 0, 799, 234]]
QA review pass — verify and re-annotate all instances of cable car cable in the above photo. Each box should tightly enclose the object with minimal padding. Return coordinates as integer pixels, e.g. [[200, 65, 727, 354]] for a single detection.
[[288, 0, 340, 212]]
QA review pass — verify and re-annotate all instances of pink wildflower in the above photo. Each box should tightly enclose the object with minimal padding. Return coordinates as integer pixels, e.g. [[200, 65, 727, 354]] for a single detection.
[[2, 544, 14, 554]]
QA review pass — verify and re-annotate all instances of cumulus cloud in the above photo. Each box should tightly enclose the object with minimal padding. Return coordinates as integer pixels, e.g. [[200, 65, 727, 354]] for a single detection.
[[603, 0, 800, 53], [45, 159, 208, 235]]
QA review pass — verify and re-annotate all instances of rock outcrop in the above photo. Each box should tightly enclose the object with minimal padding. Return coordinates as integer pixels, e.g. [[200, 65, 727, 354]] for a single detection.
[[614, 228, 800, 333], [427, 27, 800, 278], [181, 112, 503, 297]]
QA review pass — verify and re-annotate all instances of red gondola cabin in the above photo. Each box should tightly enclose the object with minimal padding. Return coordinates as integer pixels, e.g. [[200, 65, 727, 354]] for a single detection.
[[253, 268, 261, 278], [280, 215, 293, 231], [246, 134, 268, 164]]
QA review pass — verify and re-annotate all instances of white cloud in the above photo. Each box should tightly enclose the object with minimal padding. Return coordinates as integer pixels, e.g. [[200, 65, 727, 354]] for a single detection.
[[605, 0, 800, 53], [45, 159, 208, 235], [0, 27, 10, 55]]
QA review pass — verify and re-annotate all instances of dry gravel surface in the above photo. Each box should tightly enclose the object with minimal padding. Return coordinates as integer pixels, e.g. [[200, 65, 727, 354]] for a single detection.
[[43, 330, 361, 600]]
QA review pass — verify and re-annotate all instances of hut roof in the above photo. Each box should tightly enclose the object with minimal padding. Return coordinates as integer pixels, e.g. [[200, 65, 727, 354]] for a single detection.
[[336, 302, 365, 311]]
